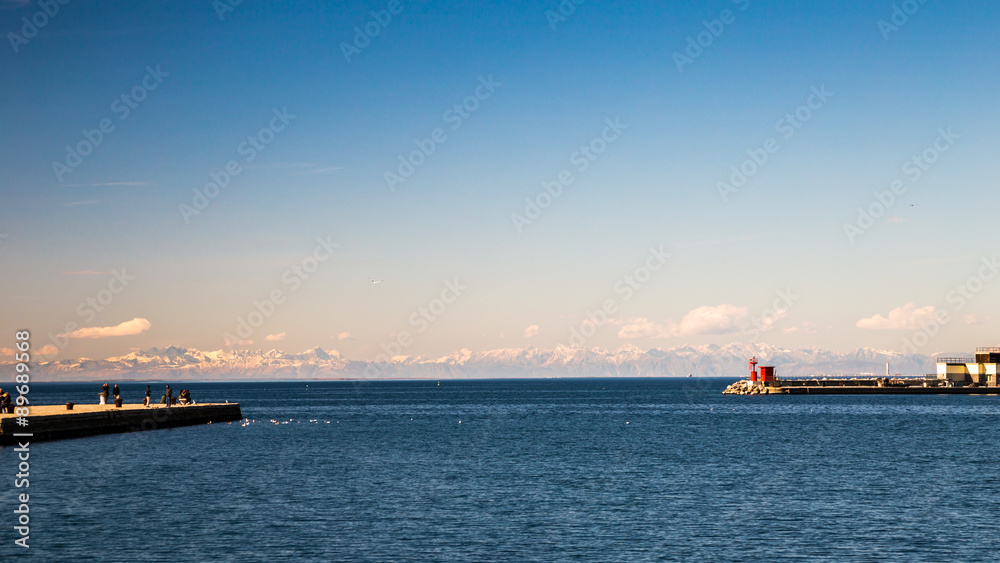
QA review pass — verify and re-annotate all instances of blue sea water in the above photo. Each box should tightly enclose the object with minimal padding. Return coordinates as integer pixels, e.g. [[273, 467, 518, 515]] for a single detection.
[[2, 378, 1000, 562]]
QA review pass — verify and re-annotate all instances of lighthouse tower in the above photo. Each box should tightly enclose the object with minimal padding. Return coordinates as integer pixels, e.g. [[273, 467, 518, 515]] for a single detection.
[[748, 356, 776, 386]]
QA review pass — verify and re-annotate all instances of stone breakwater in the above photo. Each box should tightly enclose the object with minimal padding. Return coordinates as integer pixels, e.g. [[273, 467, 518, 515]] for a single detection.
[[722, 380, 771, 395]]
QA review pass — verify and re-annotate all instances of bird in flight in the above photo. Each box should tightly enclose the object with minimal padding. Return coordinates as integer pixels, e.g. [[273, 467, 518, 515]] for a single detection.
[[369, 278, 383, 285]]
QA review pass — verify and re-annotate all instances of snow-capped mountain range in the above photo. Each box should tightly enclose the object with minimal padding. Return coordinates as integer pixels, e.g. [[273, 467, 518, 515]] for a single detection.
[[16, 343, 939, 381]]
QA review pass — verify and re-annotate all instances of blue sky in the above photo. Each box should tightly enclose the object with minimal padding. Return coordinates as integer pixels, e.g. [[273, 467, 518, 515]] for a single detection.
[[2, 0, 999, 362]]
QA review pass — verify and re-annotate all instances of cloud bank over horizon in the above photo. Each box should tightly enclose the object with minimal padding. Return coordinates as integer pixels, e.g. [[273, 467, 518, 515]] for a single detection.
[[8, 341, 947, 382]]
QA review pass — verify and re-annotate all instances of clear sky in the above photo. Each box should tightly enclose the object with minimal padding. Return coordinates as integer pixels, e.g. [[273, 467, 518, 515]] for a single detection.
[[2, 0, 999, 362]]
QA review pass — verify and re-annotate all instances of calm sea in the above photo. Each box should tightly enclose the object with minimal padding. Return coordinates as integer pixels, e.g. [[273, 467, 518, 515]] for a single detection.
[[2, 378, 1000, 562]]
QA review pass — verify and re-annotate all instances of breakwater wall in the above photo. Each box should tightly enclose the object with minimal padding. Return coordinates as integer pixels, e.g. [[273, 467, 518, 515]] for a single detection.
[[0, 403, 242, 444], [723, 379, 1000, 395]]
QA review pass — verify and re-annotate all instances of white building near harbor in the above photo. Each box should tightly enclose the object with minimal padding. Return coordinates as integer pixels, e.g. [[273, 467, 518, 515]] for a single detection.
[[937, 347, 1000, 387]]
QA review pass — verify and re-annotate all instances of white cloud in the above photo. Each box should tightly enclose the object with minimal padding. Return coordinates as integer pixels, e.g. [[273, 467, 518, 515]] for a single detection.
[[297, 166, 343, 175], [65, 317, 151, 339], [37, 345, 59, 356], [618, 318, 673, 339], [783, 320, 824, 335], [266, 332, 286, 341], [856, 303, 939, 330], [676, 304, 750, 335], [523, 325, 540, 338], [617, 304, 749, 339], [336, 332, 355, 341], [802, 321, 823, 334], [224, 336, 252, 347], [0, 348, 13, 356], [964, 314, 991, 325]]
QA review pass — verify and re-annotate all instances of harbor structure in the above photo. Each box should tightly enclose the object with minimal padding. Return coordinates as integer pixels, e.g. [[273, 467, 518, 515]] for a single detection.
[[724, 346, 1000, 395], [937, 347, 1000, 387]]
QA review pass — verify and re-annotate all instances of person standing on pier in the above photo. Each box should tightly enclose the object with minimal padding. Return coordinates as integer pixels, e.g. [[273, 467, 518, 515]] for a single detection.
[[144, 385, 152, 407], [100, 383, 109, 405], [112, 384, 121, 401], [165, 384, 172, 407]]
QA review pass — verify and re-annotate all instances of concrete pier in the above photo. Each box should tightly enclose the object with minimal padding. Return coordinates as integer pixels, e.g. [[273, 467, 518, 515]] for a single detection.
[[723, 378, 1000, 395], [0, 403, 243, 445]]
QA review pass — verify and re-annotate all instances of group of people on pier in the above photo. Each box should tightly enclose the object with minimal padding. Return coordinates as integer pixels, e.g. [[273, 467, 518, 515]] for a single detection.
[[98, 383, 121, 405], [98, 384, 195, 407]]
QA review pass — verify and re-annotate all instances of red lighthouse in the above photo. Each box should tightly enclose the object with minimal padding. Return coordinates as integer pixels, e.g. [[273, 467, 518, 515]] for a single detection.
[[748, 357, 776, 384]]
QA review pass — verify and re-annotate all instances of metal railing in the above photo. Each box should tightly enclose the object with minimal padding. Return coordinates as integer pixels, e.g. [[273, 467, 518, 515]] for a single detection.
[[976, 347, 1000, 353], [936, 357, 974, 364]]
